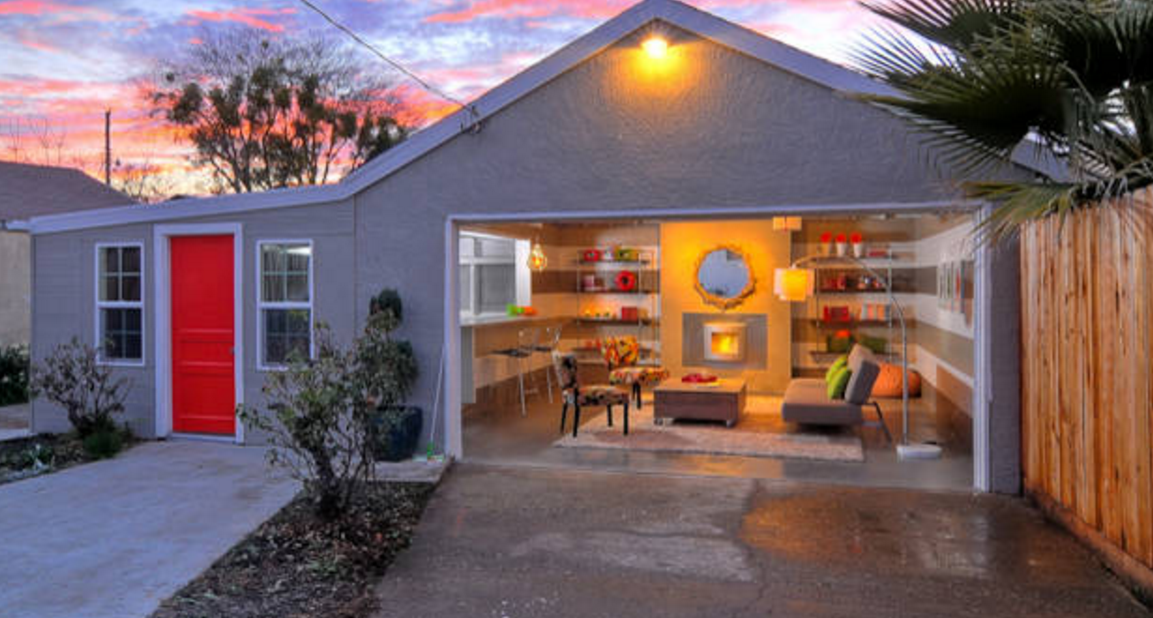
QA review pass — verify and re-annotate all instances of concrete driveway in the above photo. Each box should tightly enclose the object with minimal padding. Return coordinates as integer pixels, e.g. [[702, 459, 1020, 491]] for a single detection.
[[375, 465, 1149, 618], [0, 440, 296, 618]]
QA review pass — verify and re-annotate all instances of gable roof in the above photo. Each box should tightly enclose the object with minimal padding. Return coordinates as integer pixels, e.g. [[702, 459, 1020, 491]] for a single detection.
[[22, 0, 1050, 234], [0, 161, 132, 226]]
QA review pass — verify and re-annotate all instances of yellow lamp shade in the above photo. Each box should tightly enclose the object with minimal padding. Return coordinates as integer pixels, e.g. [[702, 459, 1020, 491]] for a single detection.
[[774, 268, 814, 302]]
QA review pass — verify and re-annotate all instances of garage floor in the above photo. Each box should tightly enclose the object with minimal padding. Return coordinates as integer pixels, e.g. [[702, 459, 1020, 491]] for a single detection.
[[374, 464, 1148, 618], [463, 386, 974, 492]]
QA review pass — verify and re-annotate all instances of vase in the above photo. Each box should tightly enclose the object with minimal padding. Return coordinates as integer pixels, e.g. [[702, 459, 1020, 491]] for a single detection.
[[852, 243, 865, 258], [369, 405, 423, 462], [835, 242, 847, 257]]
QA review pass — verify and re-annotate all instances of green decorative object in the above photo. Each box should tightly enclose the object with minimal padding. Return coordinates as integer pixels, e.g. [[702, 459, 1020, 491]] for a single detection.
[[858, 335, 887, 355], [825, 355, 848, 382], [615, 247, 638, 261], [827, 334, 853, 354], [827, 367, 852, 400]]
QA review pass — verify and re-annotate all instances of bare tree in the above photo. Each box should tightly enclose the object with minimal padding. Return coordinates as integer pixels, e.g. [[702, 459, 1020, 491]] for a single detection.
[[1, 117, 69, 166]]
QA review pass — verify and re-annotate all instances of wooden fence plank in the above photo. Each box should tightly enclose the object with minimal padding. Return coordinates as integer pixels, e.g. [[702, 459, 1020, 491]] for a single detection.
[[1021, 191, 1153, 573]]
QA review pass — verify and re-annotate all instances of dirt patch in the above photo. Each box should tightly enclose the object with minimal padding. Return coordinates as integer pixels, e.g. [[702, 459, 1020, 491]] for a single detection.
[[151, 482, 434, 618], [0, 432, 135, 485]]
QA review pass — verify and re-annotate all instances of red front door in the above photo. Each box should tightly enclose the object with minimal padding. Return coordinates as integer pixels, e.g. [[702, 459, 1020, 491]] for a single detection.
[[171, 235, 235, 435]]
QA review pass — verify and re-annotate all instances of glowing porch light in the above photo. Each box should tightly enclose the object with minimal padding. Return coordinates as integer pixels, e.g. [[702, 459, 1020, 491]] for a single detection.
[[774, 267, 814, 302], [642, 36, 669, 60]]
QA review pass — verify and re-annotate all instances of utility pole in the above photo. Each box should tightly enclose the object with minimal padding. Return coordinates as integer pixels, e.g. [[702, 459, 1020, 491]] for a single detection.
[[104, 109, 111, 186]]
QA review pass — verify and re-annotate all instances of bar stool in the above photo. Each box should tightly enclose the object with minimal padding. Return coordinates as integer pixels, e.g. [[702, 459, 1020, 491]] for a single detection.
[[493, 329, 540, 417], [532, 325, 563, 403]]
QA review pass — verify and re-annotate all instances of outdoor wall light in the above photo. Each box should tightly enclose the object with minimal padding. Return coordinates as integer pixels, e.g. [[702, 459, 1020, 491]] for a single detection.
[[642, 36, 669, 60]]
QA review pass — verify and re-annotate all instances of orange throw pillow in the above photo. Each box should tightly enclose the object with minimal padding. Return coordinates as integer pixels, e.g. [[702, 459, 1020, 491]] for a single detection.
[[872, 363, 922, 398]]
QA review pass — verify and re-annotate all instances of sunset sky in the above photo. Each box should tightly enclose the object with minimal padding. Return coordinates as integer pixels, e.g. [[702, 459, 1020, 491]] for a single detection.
[[0, 0, 883, 193]]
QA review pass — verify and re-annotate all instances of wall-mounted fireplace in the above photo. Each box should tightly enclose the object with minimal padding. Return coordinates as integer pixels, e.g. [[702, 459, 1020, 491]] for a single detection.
[[703, 322, 747, 363]]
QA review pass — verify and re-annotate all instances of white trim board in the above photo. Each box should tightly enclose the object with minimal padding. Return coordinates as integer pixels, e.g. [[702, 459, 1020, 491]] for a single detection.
[[153, 223, 245, 444], [21, 0, 1057, 236]]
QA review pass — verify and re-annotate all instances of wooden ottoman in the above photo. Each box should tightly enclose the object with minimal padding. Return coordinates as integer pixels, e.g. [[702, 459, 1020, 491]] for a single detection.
[[653, 379, 747, 427]]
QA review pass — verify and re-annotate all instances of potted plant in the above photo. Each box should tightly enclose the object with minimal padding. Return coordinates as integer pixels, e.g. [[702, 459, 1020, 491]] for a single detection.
[[835, 233, 848, 257], [850, 232, 865, 258], [364, 289, 422, 462], [819, 232, 833, 256]]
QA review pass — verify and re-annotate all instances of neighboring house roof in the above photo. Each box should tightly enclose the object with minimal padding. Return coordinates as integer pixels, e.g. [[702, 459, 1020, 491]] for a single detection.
[[22, 0, 1058, 235], [0, 161, 131, 227]]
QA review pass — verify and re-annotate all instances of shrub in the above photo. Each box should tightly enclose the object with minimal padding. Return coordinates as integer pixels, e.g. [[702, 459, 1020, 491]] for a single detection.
[[30, 338, 131, 438], [82, 429, 124, 459], [241, 289, 419, 519], [0, 344, 30, 406]]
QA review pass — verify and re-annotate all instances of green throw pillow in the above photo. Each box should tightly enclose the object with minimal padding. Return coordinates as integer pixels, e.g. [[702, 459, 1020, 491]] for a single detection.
[[827, 366, 852, 400], [825, 356, 849, 382]]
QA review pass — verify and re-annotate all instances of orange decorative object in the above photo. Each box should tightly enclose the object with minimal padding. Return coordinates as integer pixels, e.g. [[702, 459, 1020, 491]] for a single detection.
[[872, 363, 923, 398], [773, 267, 814, 302]]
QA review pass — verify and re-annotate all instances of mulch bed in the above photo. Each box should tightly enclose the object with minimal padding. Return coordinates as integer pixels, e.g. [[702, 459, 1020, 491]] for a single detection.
[[0, 433, 134, 485], [151, 482, 434, 618]]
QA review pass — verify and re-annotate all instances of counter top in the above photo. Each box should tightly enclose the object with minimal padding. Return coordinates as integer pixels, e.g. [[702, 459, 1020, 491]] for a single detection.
[[460, 314, 561, 328]]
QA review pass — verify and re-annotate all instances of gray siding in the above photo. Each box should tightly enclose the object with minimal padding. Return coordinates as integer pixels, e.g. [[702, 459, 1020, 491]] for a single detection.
[[0, 231, 30, 346]]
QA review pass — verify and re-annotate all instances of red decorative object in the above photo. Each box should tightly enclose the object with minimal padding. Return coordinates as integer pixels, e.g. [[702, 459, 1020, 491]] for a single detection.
[[835, 233, 847, 243], [621, 306, 639, 322], [850, 232, 863, 244], [823, 306, 852, 323], [582, 249, 602, 262], [820, 232, 833, 243], [681, 373, 719, 384], [614, 270, 638, 292]]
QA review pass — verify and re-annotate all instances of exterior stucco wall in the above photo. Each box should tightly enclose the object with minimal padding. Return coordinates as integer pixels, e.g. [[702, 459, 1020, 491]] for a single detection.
[[0, 230, 30, 347], [30, 199, 358, 439], [29, 27, 1030, 485]]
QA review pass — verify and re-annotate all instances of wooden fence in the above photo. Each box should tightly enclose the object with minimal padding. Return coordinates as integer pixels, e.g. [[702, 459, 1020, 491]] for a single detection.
[[1020, 190, 1153, 590]]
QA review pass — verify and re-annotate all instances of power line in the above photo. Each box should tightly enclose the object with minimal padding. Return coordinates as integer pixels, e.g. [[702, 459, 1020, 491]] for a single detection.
[[297, 0, 479, 128]]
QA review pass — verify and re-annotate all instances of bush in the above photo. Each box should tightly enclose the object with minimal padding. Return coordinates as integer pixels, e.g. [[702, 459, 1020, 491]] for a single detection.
[[30, 338, 130, 437], [241, 289, 419, 520], [0, 344, 30, 406], [82, 429, 124, 459]]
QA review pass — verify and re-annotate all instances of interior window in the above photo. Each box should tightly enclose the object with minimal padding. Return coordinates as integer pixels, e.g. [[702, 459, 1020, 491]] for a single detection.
[[459, 233, 521, 317], [259, 242, 312, 368], [96, 244, 144, 363]]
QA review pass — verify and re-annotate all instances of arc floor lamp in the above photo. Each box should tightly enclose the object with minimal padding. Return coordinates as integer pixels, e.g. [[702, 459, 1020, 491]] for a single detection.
[[774, 255, 942, 461]]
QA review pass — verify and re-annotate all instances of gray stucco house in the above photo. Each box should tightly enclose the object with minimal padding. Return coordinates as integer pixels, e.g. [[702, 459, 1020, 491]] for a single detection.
[[0, 162, 131, 347], [18, 0, 1042, 493]]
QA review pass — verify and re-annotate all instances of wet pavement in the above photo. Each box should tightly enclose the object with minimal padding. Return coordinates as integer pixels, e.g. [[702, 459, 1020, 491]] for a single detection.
[[374, 464, 1149, 618]]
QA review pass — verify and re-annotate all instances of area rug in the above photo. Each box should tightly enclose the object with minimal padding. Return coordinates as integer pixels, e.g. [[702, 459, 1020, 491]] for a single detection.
[[554, 396, 865, 463]]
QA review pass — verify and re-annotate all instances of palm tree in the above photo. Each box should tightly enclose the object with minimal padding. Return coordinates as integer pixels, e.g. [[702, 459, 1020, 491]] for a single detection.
[[855, 0, 1153, 241]]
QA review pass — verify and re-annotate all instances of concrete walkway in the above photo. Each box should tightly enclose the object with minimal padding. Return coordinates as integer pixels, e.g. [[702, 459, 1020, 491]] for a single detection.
[[0, 440, 296, 618], [0, 403, 30, 441], [375, 465, 1149, 618]]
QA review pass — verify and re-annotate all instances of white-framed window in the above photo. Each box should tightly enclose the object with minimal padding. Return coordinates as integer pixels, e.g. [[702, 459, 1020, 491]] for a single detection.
[[257, 240, 313, 370], [95, 243, 145, 365], [459, 232, 527, 318]]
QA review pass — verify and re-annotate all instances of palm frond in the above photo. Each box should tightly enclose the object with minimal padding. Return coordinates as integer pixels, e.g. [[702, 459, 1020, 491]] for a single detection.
[[860, 0, 1024, 50]]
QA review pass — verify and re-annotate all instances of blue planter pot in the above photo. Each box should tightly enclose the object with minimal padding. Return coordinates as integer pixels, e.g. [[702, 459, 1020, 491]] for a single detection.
[[370, 405, 423, 462]]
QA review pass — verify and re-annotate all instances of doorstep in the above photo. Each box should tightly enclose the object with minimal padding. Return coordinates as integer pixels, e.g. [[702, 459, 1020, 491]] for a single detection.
[[375, 457, 452, 485]]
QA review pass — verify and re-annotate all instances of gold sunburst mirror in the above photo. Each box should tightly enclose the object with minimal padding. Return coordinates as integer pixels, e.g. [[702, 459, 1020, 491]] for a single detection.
[[694, 245, 756, 311]]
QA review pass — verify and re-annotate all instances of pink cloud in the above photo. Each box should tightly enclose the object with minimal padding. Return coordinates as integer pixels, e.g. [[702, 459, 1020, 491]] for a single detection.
[[185, 7, 296, 33], [426, 0, 631, 24], [0, 0, 69, 16]]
